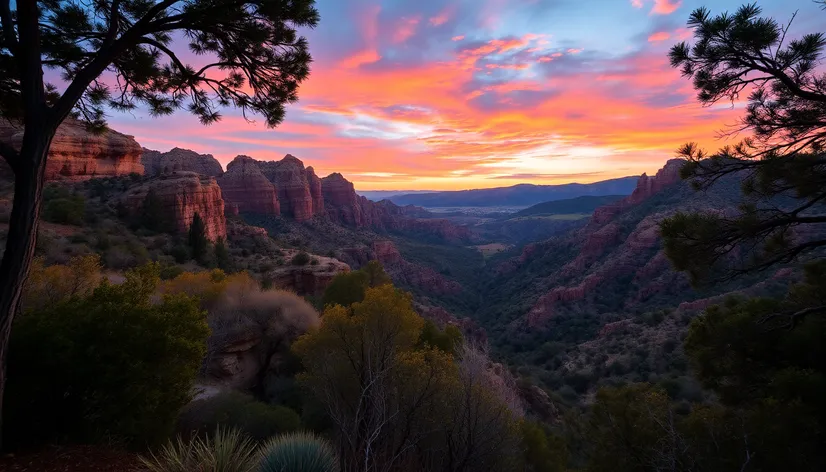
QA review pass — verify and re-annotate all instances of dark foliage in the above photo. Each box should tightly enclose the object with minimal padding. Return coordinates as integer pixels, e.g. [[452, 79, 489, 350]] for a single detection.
[[662, 4, 826, 284], [5, 264, 208, 447], [188, 212, 208, 263]]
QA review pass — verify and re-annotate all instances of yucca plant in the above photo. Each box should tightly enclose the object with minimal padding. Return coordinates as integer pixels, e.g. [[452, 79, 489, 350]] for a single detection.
[[258, 431, 338, 472], [141, 426, 258, 472]]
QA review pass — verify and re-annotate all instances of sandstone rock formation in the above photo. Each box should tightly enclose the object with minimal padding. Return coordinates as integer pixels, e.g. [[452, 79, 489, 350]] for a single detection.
[[322, 173, 364, 226], [259, 155, 315, 221], [122, 171, 226, 241], [267, 253, 350, 296], [0, 118, 143, 180], [592, 159, 684, 224], [218, 155, 280, 215], [142, 147, 224, 177]]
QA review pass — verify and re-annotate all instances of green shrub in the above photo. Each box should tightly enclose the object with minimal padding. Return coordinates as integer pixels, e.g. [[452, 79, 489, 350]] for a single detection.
[[290, 252, 311, 266], [177, 391, 301, 441], [141, 426, 258, 472], [6, 263, 209, 447], [43, 195, 86, 225], [257, 432, 338, 472]]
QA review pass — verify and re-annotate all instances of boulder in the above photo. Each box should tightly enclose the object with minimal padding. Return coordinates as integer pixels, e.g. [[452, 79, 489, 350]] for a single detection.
[[267, 254, 350, 296]]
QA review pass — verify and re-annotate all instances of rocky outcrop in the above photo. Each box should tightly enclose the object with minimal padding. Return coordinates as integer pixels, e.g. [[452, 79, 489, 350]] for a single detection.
[[218, 155, 280, 215], [527, 274, 603, 327], [122, 171, 226, 241], [322, 173, 364, 226], [306, 166, 325, 215], [593, 159, 684, 224], [141, 147, 224, 177], [260, 155, 315, 221], [0, 118, 143, 180], [370, 240, 462, 295], [267, 253, 350, 296]]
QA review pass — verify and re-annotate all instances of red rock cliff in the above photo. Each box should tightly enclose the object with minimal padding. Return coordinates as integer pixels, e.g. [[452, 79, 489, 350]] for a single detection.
[[0, 118, 143, 180], [592, 159, 684, 224], [123, 172, 226, 241], [142, 147, 224, 177], [259, 155, 315, 221], [322, 173, 364, 226], [218, 155, 281, 215]]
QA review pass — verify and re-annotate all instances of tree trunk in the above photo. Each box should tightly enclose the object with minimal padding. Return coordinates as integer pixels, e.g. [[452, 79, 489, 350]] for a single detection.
[[0, 122, 53, 449]]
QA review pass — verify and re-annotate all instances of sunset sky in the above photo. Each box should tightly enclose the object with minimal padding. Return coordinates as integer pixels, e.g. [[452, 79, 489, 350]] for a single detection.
[[107, 0, 823, 191]]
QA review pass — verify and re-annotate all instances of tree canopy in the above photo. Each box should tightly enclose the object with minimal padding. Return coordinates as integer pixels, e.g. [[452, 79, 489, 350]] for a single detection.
[[661, 3, 826, 283]]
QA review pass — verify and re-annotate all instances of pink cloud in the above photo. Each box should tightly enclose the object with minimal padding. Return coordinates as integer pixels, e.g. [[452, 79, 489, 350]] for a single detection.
[[429, 9, 450, 26], [452, 35, 465, 41], [652, 0, 681, 15], [631, 0, 643, 8], [647, 31, 671, 42], [392, 16, 421, 44]]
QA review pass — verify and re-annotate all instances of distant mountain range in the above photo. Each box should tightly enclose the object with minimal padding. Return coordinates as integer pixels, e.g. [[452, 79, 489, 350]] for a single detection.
[[357, 190, 436, 201], [508, 195, 626, 219], [384, 177, 639, 208]]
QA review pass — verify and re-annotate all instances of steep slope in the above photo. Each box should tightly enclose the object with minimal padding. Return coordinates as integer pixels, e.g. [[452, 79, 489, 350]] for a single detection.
[[480, 159, 796, 339], [389, 177, 638, 207], [474, 159, 799, 397]]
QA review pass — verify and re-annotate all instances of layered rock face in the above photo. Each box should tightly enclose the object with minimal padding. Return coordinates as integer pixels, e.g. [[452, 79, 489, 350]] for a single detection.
[[259, 155, 316, 221], [593, 159, 683, 224], [267, 253, 350, 296], [218, 154, 322, 221], [322, 173, 364, 226], [122, 171, 226, 241], [496, 158, 794, 330], [218, 156, 280, 215], [0, 118, 143, 180], [142, 147, 224, 177], [370, 240, 462, 295]]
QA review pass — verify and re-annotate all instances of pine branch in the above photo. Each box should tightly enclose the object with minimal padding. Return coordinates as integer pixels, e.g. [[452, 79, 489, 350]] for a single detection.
[[0, 0, 16, 52]]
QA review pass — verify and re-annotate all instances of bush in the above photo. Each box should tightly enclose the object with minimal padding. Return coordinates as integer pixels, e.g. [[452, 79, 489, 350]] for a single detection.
[[43, 195, 86, 225], [258, 432, 338, 472], [6, 263, 209, 447], [290, 252, 311, 266], [42, 185, 86, 225], [177, 391, 301, 441], [141, 427, 258, 472]]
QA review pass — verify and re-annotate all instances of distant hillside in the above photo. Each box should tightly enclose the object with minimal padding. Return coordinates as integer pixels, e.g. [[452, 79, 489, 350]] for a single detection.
[[388, 177, 639, 207], [508, 195, 625, 219], [358, 190, 436, 201]]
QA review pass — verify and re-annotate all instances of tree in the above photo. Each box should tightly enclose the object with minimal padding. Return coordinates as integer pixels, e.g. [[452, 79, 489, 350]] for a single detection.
[[5, 263, 209, 447], [0, 0, 319, 443], [322, 260, 391, 308], [188, 211, 209, 263], [660, 4, 826, 284], [294, 285, 456, 472], [214, 236, 230, 270]]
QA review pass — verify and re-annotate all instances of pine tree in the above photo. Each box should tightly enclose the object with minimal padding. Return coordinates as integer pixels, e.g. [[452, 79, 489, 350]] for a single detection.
[[0, 1, 318, 440], [213, 236, 230, 271], [188, 212, 208, 264], [661, 4, 826, 284]]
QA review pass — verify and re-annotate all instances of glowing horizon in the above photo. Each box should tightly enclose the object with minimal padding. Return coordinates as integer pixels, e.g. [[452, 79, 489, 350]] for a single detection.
[[106, 0, 822, 191]]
